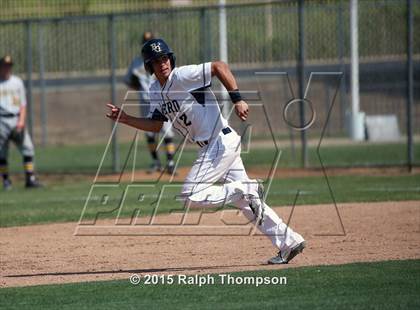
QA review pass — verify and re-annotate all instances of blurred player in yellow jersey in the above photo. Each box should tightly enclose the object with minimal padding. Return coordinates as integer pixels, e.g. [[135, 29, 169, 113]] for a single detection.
[[0, 55, 42, 190]]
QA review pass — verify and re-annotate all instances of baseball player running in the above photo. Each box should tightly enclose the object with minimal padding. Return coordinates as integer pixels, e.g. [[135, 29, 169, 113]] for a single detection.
[[107, 39, 305, 264], [0, 55, 41, 190], [124, 31, 176, 175]]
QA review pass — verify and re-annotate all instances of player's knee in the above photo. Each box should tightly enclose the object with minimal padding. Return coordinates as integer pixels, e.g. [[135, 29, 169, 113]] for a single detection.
[[180, 184, 192, 199], [180, 183, 196, 202], [180, 184, 208, 209], [23, 155, 33, 163], [163, 137, 173, 144], [146, 134, 156, 144], [179, 194, 202, 209], [178, 190, 194, 208]]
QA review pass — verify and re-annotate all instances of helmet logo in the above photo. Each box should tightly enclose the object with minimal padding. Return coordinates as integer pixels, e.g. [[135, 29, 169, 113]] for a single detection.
[[151, 42, 162, 53]]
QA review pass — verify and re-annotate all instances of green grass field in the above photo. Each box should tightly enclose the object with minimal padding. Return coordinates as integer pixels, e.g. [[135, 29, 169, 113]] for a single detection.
[[0, 140, 420, 227], [1, 260, 419, 310], [1, 174, 419, 227], [1, 143, 419, 308], [7, 141, 419, 174]]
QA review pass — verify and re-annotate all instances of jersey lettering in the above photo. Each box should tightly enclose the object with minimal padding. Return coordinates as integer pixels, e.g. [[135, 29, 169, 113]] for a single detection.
[[163, 99, 180, 116], [161, 102, 166, 115], [179, 113, 192, 126], [173, 100, 180, 112], [167, 101, 174, 113], [149, 63, 227, 142]]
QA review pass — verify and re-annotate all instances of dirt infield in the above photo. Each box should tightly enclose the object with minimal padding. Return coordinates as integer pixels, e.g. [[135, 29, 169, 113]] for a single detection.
[[1, 200, 419, 288]]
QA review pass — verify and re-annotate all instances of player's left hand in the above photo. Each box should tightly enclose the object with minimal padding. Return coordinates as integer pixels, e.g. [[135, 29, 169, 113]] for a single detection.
[[234, 100, 249, 121]]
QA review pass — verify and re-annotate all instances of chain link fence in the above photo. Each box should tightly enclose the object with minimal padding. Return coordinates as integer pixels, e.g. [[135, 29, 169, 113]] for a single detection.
[[0, 0, 261, 20], [1, 0, 419, 169]]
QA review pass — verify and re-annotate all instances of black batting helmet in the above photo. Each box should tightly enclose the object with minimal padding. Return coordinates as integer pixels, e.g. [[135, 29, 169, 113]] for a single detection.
[[141, 38, 176, 75]]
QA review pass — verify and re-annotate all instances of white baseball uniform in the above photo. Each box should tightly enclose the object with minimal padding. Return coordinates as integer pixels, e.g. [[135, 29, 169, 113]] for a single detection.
[[148, 62, 304, 252], [0, 75, 34, 159], [124, 56, 174, 138], [0, 75, 27, 115]]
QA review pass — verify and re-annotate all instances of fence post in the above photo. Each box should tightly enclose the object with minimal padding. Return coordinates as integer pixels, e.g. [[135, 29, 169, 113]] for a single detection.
[[406, 0, 413, 172], [298, 0, 307, 168], [204, 8, 212, 60], [200, 8, 207, 62], [219, 0, 229, 118], [337, 0, 347, 132], [25, 21, 34, 138], [349, 0, 364, 141], [109, 14, 120, 173], [38, 22, 47, 146], [265, 3, 273, 63]]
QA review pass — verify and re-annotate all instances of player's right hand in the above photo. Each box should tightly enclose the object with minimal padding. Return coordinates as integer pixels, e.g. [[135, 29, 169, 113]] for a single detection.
[[106, 103, 127, 123]]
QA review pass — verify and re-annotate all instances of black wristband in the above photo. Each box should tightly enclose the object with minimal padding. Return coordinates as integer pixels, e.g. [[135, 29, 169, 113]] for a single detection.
[[229, 89, 243, 103]]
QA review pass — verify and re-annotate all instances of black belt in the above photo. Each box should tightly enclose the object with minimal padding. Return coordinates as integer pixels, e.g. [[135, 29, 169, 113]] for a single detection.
[[0, 113, 19, 117], [196, 140, 208, 147], [222, 127, 232, 135], [196, 127, 232, 148]]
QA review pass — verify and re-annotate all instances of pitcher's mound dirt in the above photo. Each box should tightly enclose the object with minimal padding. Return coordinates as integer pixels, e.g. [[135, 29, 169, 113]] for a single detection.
[[1, 201, 419, 287]]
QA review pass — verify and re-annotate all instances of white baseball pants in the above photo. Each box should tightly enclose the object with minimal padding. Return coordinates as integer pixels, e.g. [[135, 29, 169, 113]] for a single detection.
[[181, 128, 304, 251]]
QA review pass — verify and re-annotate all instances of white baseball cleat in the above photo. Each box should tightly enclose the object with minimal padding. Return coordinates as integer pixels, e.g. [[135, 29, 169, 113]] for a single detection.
[[248, 179, 265, 226], [268, 241, 306, 264]]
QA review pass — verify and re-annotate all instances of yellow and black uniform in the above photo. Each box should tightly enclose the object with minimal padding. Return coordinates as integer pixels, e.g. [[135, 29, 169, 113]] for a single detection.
[[0, 55, 41, 189]]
